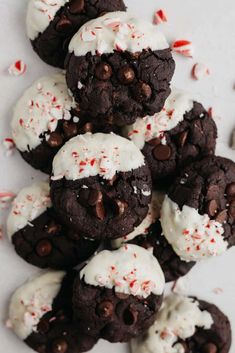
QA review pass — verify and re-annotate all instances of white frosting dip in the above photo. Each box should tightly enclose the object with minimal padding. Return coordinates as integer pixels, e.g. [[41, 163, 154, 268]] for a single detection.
[[131, 294, 213, 353], [124, 88, 194, 149], [52, 132, 145, 181], [112, 191, 165, 248], [160, 196, 228, 262], [26, 0, 69, 40], [69, 11, 169, 56], [11, 73, 75, 152], [80, 244, 165, 298], [7, 182, 51, 239], [9, 271, 65, 340]]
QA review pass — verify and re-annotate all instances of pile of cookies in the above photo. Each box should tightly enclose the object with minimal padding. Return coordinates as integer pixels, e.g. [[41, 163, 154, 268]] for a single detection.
[[5, 1, 233, 353]]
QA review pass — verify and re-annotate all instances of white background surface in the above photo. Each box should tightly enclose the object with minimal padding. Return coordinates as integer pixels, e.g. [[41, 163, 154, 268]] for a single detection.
[[0, 0, 235, 352]]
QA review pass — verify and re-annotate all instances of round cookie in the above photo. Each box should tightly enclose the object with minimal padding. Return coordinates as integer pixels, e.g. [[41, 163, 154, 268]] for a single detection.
[[65, 12, 175, 127], [160, 156, 235, 262], [7, 182, 99, 269], [11, 73, 116, 174], [50, 132, 152, 240], [124, 88, 217, 186], [73, 244, 165, 342], [8, 271, 98, 353], [131, 294, 231, 353], [26, 0, 126, 68], [112, 192, 195, 282]]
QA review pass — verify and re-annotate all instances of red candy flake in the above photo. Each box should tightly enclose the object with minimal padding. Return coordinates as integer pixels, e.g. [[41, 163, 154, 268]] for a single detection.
[[90, 158, 96, 166], [3, 138, 15, 157], [0, 191, 16, 209], [153, 9, 168, 25], [8, 60, 27, 76], [192, 63, 210, 80], [171, 40, 193, 58]]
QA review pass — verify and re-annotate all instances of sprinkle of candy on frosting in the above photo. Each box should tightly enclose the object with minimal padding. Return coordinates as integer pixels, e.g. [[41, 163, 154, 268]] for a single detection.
[[8, 60, 27, 76]]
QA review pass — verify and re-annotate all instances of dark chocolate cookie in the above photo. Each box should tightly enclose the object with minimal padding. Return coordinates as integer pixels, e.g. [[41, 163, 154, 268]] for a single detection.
[[9, 271, 98, 353], [73, 245, 165, 342], [160, 156, 235, 262], [26, 0, 126, 68], [11, 74, 118, 174], [65, 12, 175, 127], [7, 182, 99, 269], [124, 88, 217, 186], [51, 133, 152, 240], [131, 294, 231, 353]]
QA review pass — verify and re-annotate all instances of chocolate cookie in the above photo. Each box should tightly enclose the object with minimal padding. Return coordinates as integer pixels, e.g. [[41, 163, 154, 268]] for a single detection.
[[132, 294, 231, 353], [7, 182, 99, 269], [112, 192, 195, 282], [50, 133, 152, 240], [11, 73, 117, 174], [73, 244, 165, 342], [26, 0, 126, 68], [8, 271, 98, 353], [65, 12, 175, 127], [124, 88, 217, 186], [160, 156, 235, 262]]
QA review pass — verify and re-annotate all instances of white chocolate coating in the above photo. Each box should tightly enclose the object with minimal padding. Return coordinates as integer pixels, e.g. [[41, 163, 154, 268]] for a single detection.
[[8, 271, 65, 340], [124, 89, 194, 149], [7, 182, 51, 239], [11, 73, 75, 152], [69, 11, 169, 56], [160, 196, 228, 262], [26, 0, 69, 40], [52, 132, 145, 181], [131, 294, 213, 353], [112, 191, 165, 248], [80, 244, 165, 298]]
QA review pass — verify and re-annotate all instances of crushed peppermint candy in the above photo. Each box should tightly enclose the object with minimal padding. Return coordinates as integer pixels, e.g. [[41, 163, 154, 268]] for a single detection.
[[8, 60, 27, 76], [192, 63, 210, 80], [0, 191, 16, 210], [153, 9, 168, 25], [2, 138, 16, 157], [212, 287, 223, 295], [171, 40, 193, 58]]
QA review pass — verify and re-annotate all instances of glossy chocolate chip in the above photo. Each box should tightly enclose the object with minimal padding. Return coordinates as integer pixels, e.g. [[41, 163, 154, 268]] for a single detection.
[[123, 308, 138, 326], [118, 66, 135, 84], [147, 137, 161, 146], [56, 16, 72, 31], [95, 62, 112, 81], [202, 343, 218, 353], [37, 319, 50, 334], [215, 210, 227, 223], [88, 190, 103, 206], [36, 239, 52, 257], [63, 121, 78, 138], [47, 132, 63, 148], [52, 338, 68, 353], [46, 220, 62, 235], [178, 131, 188, 147], [206, 199, 218, 217], [153, 145, 171, 161], [97, 301, 114, 318], [226, 182, 235, 197], [115, 199, 128, 216], [69, 0, 85, 14], [134, 82, 152, 102], [94, 201, 105, 220]]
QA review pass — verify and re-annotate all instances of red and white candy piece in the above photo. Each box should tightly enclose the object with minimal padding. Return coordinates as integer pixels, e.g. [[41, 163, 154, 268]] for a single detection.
[[192, 63, 210, 80], [8, 60, 27, 76], [2, 138, 16, 157], [0, 191, 16, 209], [153, 9, 168, 25], [171, 40, 193, 58]]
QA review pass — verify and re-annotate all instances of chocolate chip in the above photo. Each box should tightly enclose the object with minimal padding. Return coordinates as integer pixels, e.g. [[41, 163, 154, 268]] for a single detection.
[[178, 131, 188, 147], [97, 301, 114, 318], [115, 199, 128, 216], [63, 121, 78, 138], [215, 210, 227, 224], [69, 0, 85, 14], [134, 82, 152, 102], [94, 201, 105, 220], [229, 200, 235, 218], [206, 199, 218, 217], [202, 343, 218, 353], [52, 338, 68, 353], [46, 220, 62, 235], [226, 182, 235, 197], [147, 137, 161, 146], [36, 239, 52, 257], [88, 190, 103, 206], [118, 66, 135, 84], [47, 132, 63, 148], [37, 319, 50, 334], [123, 308, 138, 326], [153, 145, 171, 161], [56, 16, 72, 31], [95, 62, 112, 81], [79, 122, 93, 134]]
